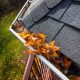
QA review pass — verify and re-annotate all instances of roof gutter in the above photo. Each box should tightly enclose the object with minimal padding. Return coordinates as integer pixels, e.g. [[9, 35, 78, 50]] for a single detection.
[[9, 0, 69, 80]]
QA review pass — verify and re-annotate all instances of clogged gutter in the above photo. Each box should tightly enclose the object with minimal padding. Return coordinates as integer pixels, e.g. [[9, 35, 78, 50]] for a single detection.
[[12, 21, 80, 80]]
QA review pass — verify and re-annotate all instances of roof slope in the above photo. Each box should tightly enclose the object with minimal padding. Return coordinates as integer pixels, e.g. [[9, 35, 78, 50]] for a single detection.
[[20, 0, 80, 66]]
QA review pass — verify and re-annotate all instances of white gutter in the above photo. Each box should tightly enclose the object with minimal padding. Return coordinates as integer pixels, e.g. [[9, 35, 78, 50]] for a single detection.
[[9, 27, 70, 80], [23, 44, 69, 80], [36, 55, 69, 80], [9, 0, 69, 79], [25, 45, 69, 80]]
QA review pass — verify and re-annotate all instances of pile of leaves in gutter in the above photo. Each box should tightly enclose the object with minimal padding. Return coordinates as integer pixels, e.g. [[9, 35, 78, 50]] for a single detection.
[[12, 21, 80, 80]]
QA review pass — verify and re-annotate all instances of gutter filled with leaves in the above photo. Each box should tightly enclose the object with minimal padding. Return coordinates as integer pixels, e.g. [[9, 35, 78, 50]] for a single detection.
[[10, 21, 80, 80]]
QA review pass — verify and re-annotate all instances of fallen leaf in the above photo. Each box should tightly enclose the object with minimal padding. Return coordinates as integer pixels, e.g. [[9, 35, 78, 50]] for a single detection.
[[26, 50, 35, 55]]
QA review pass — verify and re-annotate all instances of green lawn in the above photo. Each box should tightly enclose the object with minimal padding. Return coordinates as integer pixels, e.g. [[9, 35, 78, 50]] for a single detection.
[[0, 10, 25, 80]]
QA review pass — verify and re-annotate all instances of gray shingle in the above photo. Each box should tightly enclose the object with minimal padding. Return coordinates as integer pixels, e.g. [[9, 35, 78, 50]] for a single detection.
[[48, 0, 72, 19], [30, 17, 64, 42], [22, 10, 34, 28], [61, 3, 80, 29], [21, 0, 62, 28], [44, 0, 62, 8], [30, 1, 49, 22], [74, 0, 80, 1], [55, 25, 80, 65], [70, 12, 80, 29], [22, 0, 49, 28]]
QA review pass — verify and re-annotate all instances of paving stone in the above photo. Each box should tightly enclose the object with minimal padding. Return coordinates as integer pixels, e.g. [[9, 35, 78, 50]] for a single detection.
[[30, 17, 64, 42], [48, 0, 72, 19], [55, 25, 80, 65], [44, 0, 62, 8], [61, 3, 80, 29]]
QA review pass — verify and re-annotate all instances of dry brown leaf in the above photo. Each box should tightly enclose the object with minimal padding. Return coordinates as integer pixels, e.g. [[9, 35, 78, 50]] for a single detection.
[[52, 52, 59, 57], [63, 57, 72, 69], [26, 50, 35, 55], [49, 41, 55, 47], [37, 33, 46, 39]]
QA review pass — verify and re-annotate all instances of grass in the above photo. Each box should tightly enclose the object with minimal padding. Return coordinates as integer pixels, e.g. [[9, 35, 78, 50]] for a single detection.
[[0, 10, 25, 80]]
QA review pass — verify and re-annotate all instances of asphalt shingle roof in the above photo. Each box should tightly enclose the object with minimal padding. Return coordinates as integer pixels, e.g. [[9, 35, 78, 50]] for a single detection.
[[21, 0, 80, 66], [30, 17, 64, 42], [48, 0, 72, 19], [55, 25, 80, 65], [61, 2, 80, 29]]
